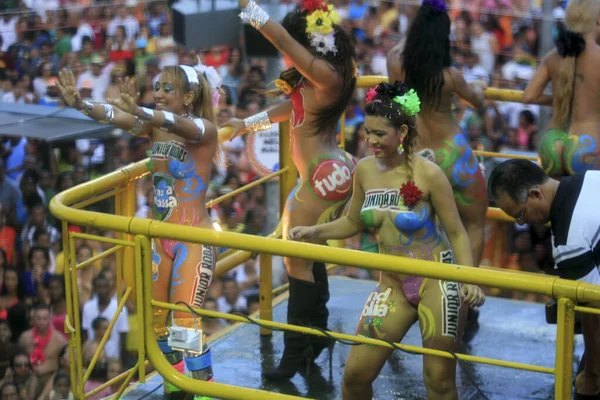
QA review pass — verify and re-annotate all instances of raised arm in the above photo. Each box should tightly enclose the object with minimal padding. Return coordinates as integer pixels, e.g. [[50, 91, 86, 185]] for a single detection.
[[110, 77, 218, 145], [289, 160, 366, 241], [222, 100, 292, 140], [239, 0, 341, 90], [449, 67, 485, 110], [56, 69, 152, 137], [522, 51, 554, 105]]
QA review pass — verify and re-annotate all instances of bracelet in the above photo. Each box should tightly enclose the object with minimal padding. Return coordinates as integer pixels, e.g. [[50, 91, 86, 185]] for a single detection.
[[239, 0, 270, 30], [139, 107, 154, 122], [188, 118, 206, 143], [243, 111, 271, 133], [130, 116, 144, 135], [81, 101, 94, 116], [101, 104, 115, 124], [162, 111, 176, 133]]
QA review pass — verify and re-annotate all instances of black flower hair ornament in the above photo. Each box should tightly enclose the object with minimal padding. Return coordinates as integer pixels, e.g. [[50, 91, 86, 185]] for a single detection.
[[555, 24, 586, 58]]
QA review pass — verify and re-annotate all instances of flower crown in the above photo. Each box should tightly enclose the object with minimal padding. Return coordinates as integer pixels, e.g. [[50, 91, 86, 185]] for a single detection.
[[366, 82, 421, 116], [303, 0, 340, 56]]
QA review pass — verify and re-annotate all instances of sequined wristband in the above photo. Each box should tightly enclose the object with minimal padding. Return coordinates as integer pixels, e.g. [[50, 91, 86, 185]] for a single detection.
[[239, 1, 270, 30], [244, 111, 271, 133], [139, 107, 155, 122], [81, 100, 94, 116]]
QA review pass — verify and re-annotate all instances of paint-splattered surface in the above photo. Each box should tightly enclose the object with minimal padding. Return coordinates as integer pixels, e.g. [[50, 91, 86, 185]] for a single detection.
[[122, 277, 584, 400]]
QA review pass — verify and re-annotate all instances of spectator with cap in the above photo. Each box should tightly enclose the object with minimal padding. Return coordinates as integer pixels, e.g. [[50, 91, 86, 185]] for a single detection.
[[76, 54, 109, 102]]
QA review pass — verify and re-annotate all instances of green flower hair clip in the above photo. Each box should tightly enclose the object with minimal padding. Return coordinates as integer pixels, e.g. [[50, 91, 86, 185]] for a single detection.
[[393, 89, 421, 116]]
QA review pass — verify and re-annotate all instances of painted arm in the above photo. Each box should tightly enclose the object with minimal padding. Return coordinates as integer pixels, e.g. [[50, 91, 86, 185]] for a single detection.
[[221, 100, 292, 140], [134, 106, 218, 145], [450, 67, 485, 110], [239, 0, 341, 90], [427, 163, 473, 267], [56, 69, 153, 137], [289, 161, 366, 241], [522, 53, 553, 105]]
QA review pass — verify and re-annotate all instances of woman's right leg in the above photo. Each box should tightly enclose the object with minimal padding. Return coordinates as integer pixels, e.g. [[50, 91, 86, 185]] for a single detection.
[[342, 278, 418, 399], [263, 187, 325, 381]]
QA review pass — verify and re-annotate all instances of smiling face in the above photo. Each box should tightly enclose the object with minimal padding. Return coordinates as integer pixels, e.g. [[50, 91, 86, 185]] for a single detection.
[[363, 115, 407, 159], [153, 67, 196, 114]]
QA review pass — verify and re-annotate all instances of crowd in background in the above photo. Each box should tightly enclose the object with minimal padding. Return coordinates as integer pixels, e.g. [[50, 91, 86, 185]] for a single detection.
[[0, 0, 566, 398]]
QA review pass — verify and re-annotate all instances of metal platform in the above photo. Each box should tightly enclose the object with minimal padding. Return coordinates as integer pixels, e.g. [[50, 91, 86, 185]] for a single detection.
[[121, 276, 584, 400]]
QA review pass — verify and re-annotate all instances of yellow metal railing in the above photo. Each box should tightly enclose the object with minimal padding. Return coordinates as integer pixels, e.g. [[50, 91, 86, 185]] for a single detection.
[[50, 76, 589, 400]]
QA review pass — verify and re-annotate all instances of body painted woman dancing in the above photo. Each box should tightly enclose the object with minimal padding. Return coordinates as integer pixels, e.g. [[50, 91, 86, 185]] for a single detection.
[[290, 82, 485, 400], [56, 64, 221, 393], [222, 0, 357, 381], [387, 0, 488, 270], [522, 0, 600, 178]]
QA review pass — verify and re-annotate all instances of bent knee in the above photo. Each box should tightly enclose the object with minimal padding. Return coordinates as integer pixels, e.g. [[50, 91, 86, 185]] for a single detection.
[[423, 364, 456, 394], [343, 364, 377, 389]]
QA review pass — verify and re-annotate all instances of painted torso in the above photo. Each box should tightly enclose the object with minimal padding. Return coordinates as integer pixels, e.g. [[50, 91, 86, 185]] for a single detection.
[[148, 129, 212, 229]]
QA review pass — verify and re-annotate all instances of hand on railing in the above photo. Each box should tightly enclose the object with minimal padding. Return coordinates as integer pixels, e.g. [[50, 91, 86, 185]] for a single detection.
[[288, 226, 317, 241], [219, 118, 247, 140], [470, 79, 488, 91], [461, 284, 486, 307]]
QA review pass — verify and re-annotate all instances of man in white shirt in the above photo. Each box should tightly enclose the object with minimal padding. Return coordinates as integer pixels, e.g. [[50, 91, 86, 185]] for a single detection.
[[81, 275, 129, 359], [107, 5, 140, 42], [76, 55, 109, 102]]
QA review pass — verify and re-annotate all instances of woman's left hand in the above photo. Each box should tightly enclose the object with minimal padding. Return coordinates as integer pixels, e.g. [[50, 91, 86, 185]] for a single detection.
[[107, 77, 139, 115], [460, 284, 485, 307], [238, 0, 249, 8]]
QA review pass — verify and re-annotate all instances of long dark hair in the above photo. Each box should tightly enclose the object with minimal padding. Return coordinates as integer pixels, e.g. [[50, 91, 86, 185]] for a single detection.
[[401, 3, 452, 111], [274, 8, 356, 136]]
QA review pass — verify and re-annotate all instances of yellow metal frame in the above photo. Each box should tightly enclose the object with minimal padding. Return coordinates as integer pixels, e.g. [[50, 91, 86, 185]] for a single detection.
[[50, 76, 595, 400]]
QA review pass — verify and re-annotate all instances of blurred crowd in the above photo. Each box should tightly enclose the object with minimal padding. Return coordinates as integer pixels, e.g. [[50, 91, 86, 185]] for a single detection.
[[0, 0, 565, 398]]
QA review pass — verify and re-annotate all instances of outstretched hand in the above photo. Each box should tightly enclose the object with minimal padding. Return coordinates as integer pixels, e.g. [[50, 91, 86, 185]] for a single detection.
[[219, 118, 247, 141], [460, 284, 485, 307], [288, 226, 316, 241], [56, 69, 83, 109], [107, 76, 140, 115]]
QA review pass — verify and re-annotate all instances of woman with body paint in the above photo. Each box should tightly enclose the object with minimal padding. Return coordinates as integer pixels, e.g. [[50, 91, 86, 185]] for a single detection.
[[522, 0, 600, 178], [386, 0, 488, 273], [221, 0, 357, 381], [290, 82, 485, 400], [56, 63, 221, 394]]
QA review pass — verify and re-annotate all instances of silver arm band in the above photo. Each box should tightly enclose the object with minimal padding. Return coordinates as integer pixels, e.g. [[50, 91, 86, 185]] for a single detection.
[[139, 107, 155, 122], [188, 118, 206, 143], [162, 111, 176, 133], [130, 116, 144, 135], [101, 104, 115, 124], [244, 111, 271, 133], [82, 100, 94, 116], [239, 0, 270, 30]]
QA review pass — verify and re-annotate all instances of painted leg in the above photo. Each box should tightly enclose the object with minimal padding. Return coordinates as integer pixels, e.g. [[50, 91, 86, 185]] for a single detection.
[[418, 279, 467, 400], [342, 280, 417, 400]]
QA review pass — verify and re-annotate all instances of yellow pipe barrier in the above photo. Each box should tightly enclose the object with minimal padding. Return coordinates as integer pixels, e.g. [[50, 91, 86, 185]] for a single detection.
[[83, 287, 132, 383], [473, 150, 538, 161], [206, 168, 288, 208], [339, 111, 346, 149], [74, 244, 124, 271], [152, 300, 555, 375], [121, 180, 137, 300], [554, 298, 575, 399], [134, 237, 147, 383], [574, 305, 600, 316], [84, 360, 150, 399], [68, 234, 84, 399], [278, 120, 297, 228], [70, 232, 135, 247], [259, 254, 273, 336], [112, 360, 140, 399], [62, 220, 78, 396], [139, 236, 306, 400], [486, 207, 514, 223], [71, 187, 124, 210]]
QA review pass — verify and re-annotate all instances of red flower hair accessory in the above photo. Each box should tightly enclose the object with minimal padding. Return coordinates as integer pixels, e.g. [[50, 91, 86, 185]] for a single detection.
[[366, 87, 378, 103], [302, 0, 328, 13], [400, 181, 423, 210]]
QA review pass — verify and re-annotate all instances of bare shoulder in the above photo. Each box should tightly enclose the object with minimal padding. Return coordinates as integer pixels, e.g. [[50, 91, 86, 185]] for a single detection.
[[355, 156, 375, 174], [413, 154, 445, 180]]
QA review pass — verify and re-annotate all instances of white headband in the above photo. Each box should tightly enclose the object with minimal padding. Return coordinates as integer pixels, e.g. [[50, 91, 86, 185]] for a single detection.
[[178, 61, 223, 109], [180, 65, 200, 89]]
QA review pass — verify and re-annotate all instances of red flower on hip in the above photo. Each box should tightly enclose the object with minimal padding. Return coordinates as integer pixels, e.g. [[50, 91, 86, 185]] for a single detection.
[[400, 181, 423, 210]]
